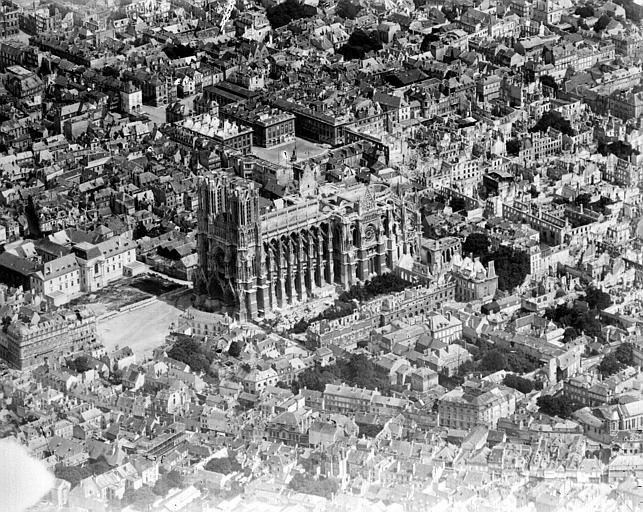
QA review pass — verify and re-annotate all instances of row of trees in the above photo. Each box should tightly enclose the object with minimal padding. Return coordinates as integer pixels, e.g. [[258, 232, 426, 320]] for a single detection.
[[478, 348, 540, 374], [339, 273, 414, 302], [292, 353, 390, 395], [292, 273, 413, 334]]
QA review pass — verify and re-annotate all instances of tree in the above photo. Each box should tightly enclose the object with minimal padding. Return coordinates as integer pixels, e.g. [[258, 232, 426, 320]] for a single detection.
[[358, 423, 383, 438], [598, 353, 624, 378], [1, 316, 11, 333], [87, 457, 112, 475], [615, 343, 634, 366], [457, 360, 474, 376], [347, 353, 376, 388], [25, 195, 42, 238], [267, 0, 317, 28], [420, 32, 440, 53], [462, 233, 490, 259], [205, 456, 241, 475], [505, 352, 539, 374], [336, 0, 361, 19], [506, 138, 521, 156], [339, 273, 413, 303], [133, 222, 148, 240], [39, 59, 52, 76], [563, 327, 578, 343], [122, 485, 157, 508], [288, 472, 339, 499], [503, 374, 535, 394], [540, 75, 558, 93], [574, 193, 592, 207], [531, 110, 574, 137], [54, 465, 91, 487], [228, 341, 242, 358], [338, 29, 383, 61], [585, 287, 612, 311], [545, 303, 603, 340], [537, 394, 580, 418], [167, 337, 214, 375], [575, 5, 594, 17], [69, 355, 93, 373], [594, 14, 612, 32], [479, 350, 506, 373], [450, 196, 467, 212], [482, 246, 530, 291]]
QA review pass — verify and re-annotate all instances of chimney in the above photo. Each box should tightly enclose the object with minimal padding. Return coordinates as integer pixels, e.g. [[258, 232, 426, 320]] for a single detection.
[[488, 260, 496, 278]]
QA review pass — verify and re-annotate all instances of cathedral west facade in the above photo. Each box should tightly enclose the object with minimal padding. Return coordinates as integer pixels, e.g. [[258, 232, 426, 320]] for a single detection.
[[196, 170, 420, 321]]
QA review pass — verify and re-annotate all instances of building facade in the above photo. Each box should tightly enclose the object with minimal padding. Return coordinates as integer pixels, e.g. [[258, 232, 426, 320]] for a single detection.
[[0, 308, 96, 369]]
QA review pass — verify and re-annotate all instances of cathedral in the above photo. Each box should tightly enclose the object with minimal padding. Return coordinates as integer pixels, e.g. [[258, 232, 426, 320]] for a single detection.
[[196, 170, 420, 321]]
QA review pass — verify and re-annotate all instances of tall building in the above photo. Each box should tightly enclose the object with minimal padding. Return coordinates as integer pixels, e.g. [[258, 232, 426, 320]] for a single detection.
[[196, 171, 419, 320], [439, 380, 519, 429], [0, 308, 96, 369]]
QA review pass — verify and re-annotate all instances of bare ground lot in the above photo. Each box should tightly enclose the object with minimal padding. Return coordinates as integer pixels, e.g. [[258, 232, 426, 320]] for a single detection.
[[97, 300, 184, 360], [89, 275, 192, 359]]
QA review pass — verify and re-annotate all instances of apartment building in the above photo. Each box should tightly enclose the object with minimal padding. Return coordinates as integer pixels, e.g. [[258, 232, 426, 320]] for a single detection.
[[439, 381, 518, 429]]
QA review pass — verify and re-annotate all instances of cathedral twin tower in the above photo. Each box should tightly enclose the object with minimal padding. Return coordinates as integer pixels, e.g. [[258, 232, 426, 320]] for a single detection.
[[196, 171, 419, 321]]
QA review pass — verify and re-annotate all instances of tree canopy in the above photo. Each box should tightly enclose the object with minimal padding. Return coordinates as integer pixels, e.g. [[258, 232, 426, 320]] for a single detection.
[[483, 246, 530, 291], [267, 0, 317, 29], [537, 393, 581, 418], [598, 353, 625, 378], [336, 0, 362, 19], [339, 272, 413, 303], [479, 349, 506, 372], [503, 374, 540, 394], [462, 232, 490, 259], [292, 353, 390, 394], [228, 340, 242, 358], [289, 472, 339, 499], [54, 465, 91, 487], [615, 343, 635, 366], [545, 303, 603, 341], [585, 287, 612, 310], [338, 29, 382, 60], [204, 455, 242, 475], [167, 337, 215, 375], [530, 110, 575, 136], [575, 5, 594, 17]]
